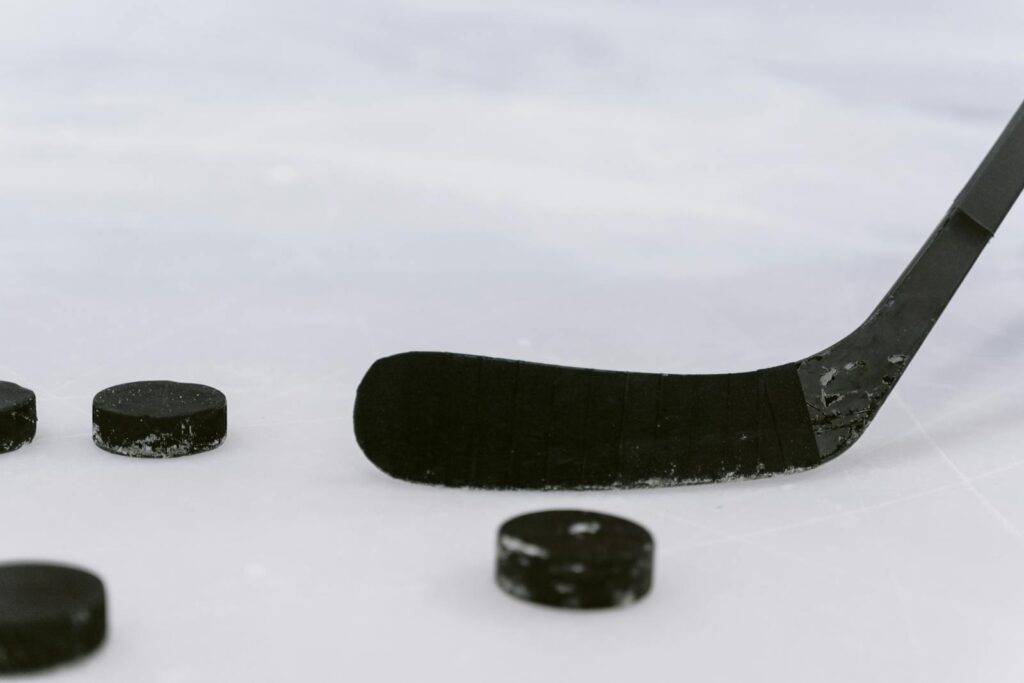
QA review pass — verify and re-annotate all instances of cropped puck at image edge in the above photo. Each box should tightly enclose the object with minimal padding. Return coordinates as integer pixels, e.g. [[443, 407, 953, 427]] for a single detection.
[[496, 510, 654, 609], [92, 380, 227, 457], [0, 563, 106, 673], [0, 381, 37, 454]]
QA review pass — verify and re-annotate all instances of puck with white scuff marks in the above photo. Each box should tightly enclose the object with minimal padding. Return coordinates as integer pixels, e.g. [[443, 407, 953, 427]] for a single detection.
[[496, 510, 654, 609], [0, 563, 106, 673], [0, 381, 37, 454], [92, 381, 227, 457]]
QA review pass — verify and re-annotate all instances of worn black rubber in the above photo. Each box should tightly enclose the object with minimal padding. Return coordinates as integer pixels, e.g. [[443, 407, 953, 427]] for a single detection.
[[0, 563, 106, 673], [496, 510, 654, 609], [0, 381, 36, 455], [92, 381, 227, 458]]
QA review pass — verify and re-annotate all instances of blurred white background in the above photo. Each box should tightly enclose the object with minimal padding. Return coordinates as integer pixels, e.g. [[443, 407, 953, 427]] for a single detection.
[[2, 1, 1024, 681]]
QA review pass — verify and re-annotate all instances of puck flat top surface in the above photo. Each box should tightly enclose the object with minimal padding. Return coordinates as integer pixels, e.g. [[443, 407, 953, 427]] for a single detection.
[[93, 381, 225, 418], [92, 380, 227, 458], [0, 563, 106, 672], [0, 382, 34, 413], [496, 510, 654, 609]]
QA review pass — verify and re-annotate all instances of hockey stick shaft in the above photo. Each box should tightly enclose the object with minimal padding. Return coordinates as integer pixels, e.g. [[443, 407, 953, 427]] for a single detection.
[[952, 99, 1024, 235], [799, 98, 1024, 458]]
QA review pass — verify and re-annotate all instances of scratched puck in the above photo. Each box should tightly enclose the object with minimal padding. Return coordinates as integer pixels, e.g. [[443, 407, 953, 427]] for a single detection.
[[0, 381, 37, 454], [92, 381, 227, 457], [496, 510, 654, 609], [0, 563, 106, 673]]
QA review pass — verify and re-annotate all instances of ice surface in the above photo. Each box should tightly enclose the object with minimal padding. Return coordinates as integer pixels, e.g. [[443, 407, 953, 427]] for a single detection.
[[2, 0, 1024, 681]]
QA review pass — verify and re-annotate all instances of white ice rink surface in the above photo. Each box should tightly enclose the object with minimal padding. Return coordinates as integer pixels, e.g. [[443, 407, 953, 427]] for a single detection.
[[3, 1, 1024, 681]]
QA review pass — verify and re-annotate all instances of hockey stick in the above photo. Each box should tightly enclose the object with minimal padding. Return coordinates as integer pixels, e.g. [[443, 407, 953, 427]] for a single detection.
[[354, 98, 1024, 489]]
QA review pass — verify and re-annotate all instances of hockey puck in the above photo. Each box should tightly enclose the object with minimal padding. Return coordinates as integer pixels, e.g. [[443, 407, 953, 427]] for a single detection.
[[0, 563, 106, 673], [0, 381, 37, 454], [92, 381, 227, 457], [496, 510, 654, 609]]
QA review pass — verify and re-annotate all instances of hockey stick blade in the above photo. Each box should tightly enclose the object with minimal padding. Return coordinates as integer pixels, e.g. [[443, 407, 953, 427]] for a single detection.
[[355, 98, 1024, 489]]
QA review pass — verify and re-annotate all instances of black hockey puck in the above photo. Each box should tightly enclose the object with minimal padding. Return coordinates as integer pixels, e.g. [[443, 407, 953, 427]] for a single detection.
[[0, 563, 106, 673], [496, 510, 654, 609], [0, 381, 37, 454], [92, 381, 227, 457]]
